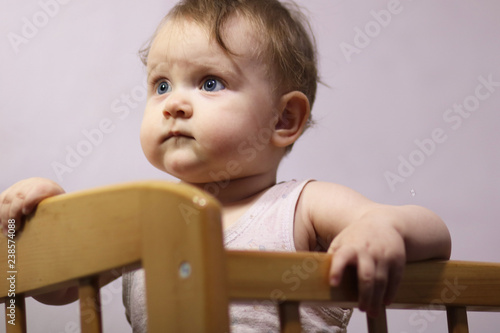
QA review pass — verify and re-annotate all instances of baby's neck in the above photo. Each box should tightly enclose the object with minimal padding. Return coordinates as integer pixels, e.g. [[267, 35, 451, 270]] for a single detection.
[[185, 172, 277, 206], [183, 172, 277, 230]]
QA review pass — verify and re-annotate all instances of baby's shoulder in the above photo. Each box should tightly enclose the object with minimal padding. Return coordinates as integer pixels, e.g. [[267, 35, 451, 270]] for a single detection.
[[294, 181, 367, 250], [294, 181, 344, 251], [298, 181, 353, 208]]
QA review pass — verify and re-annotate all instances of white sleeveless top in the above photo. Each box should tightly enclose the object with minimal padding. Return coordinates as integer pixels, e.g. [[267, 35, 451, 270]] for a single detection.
[[122, 180, 352, 332]]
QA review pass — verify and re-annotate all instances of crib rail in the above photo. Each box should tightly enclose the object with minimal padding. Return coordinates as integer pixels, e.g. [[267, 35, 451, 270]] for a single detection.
[[227, 251, 500, 310], [1, 181, 499, 333]]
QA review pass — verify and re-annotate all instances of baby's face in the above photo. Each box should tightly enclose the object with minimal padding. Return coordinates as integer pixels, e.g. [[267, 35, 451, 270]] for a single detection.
[[140, 15, 284, 183]]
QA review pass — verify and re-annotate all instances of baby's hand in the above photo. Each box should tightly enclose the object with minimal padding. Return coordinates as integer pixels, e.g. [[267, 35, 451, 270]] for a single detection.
[[327, 217, 405, 318], [0, 178, 64, 236]]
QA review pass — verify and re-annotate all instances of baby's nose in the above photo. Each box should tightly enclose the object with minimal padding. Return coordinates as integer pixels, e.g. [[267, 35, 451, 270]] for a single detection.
[[162, 93, 193, 119], [163, 108, 191, 118]]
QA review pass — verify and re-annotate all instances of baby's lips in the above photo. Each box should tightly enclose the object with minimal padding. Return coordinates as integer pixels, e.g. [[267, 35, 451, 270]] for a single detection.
[[160, 132, 191, 143]]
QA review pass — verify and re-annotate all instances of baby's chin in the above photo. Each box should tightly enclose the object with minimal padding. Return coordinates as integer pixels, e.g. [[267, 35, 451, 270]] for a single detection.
[[161, 163, 216, 185]]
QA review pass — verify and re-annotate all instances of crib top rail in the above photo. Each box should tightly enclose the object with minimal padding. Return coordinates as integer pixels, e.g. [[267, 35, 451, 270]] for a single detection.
[[227, 250, 500, 311], [1, 180, 499, 318]]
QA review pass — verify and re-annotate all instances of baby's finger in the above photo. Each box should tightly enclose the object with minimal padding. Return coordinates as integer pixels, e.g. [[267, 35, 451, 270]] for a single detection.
[[7, 182, 33, 227], [329, 246, 358, 286], [1, 181, 25, 220], [0, 193, 16, 234], [383, 261, 404, 306], [7, 195, 25, 231], [365, 261, 388, 317], [357, 254, 376, 314], [21, 180, 61, 215]]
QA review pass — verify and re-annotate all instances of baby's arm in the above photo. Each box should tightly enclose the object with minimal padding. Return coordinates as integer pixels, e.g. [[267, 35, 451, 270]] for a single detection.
[[296, 181, 451, 317], [1, 178, 77, 305]]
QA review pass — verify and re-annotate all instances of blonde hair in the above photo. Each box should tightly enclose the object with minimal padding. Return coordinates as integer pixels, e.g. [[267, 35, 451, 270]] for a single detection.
[[140, 0, 318, 130]]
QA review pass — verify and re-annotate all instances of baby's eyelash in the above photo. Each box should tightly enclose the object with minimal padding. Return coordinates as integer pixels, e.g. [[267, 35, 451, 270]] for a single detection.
[[147, 75, 166, 89], [201, 76, 227, 88]]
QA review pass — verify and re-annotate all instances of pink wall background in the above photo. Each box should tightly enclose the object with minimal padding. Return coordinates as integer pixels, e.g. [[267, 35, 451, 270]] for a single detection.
[[1, 0, 499, 331]]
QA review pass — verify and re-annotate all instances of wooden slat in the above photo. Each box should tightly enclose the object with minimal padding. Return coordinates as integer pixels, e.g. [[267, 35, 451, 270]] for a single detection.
[[79, 277, 102, 333], [397, 261, 500, 310], [227, 251, 500, 310], [141, 182, 230, 332], [227, 250, 358, 305], [367, 307, 388, 333], [278, 301, 301, 333], [446, 306, 469, 333]]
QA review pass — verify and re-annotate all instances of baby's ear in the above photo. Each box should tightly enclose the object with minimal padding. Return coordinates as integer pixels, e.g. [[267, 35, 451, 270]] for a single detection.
[[272, 91, 310, 148]]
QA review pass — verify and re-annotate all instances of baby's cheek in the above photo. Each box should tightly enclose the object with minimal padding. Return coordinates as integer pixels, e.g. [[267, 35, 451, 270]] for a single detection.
[[139, 126, 161, 165], [204, 132, 242, 156]]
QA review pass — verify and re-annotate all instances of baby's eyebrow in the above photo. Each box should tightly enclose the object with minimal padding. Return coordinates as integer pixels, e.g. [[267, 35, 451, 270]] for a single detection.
[[192, 58, 244, 80], [147, 59, 241, 81], [146, 63, 161, 78]]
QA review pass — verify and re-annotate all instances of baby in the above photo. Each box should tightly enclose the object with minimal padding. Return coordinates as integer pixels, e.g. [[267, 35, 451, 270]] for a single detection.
[[0, 0, 451, 332]]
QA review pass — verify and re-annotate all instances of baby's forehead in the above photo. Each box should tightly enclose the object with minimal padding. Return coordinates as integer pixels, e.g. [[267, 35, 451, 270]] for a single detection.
[[150, 15, 269, 68]]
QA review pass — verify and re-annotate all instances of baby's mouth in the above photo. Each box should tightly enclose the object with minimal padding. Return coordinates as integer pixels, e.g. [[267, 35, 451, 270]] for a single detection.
[[163, 131, 194, 142]]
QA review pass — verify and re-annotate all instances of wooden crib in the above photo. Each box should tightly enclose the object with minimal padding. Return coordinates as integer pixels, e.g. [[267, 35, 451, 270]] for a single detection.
[[1, 181, 499, 333]]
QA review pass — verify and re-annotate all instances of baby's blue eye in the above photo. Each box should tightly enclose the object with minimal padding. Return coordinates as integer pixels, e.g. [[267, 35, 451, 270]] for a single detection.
[[157, 81, 171, 95], [202, 78, 225, 92]]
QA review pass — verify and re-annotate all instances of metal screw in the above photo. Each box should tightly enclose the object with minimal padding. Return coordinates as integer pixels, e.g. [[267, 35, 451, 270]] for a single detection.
[[193, 196, 207, 207], [179, 261, 192, 279]]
